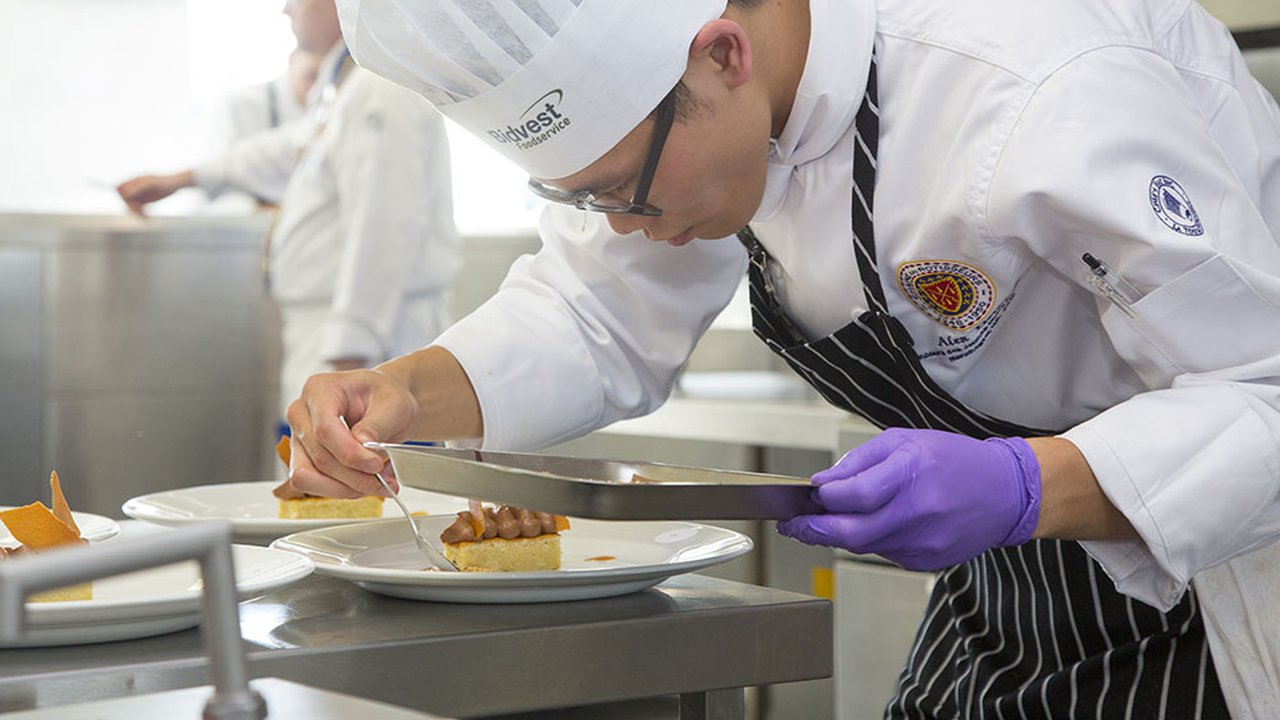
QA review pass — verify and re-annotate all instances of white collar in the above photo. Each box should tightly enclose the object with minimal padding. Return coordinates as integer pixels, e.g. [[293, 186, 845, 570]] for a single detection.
[[755, 0, 876, 221]]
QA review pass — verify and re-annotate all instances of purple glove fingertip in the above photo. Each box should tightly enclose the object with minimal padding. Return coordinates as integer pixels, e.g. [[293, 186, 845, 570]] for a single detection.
[[776, 515, 830, 546], [813, 428, 912, 485], [985, 436, 1042, 547]]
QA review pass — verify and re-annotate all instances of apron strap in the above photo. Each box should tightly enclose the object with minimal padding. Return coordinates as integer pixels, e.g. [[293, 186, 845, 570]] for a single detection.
[[848, 56, 888, 315]]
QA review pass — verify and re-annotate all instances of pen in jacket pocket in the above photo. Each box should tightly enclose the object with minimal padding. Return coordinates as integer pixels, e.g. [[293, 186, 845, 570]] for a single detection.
[[1082, 253, 1142, 317]]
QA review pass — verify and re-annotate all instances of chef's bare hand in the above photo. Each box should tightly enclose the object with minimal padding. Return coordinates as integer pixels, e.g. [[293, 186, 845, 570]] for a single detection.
[[115, 171, 195, 216], [285, 368, 418, 499]]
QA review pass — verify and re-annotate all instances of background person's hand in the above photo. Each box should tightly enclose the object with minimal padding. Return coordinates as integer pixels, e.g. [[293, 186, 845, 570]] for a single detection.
[[284, 368, 419, 499], [776, 428, 1041, 571], [115, 170, 195, 216]]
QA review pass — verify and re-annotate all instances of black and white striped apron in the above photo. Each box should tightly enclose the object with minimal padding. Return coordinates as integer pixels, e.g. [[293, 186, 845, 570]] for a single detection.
[[738, 59, 1230, 719]]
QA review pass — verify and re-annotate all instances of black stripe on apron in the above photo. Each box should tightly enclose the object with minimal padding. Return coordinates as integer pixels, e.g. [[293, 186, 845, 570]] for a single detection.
[[737, 55, 1228, 719]]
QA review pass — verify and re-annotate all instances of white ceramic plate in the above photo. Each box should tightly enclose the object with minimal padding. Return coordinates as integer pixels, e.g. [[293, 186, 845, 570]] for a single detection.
[[7, 544, 313, 648], [121, 482, 469, 544], [271, 516, 753, 604], [0, 509, 120, 547]]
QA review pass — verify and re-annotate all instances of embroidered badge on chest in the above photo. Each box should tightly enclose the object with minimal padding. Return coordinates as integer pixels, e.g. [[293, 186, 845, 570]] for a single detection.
[[1149, 175, 1204, 236], [897, 260, 996, 331]]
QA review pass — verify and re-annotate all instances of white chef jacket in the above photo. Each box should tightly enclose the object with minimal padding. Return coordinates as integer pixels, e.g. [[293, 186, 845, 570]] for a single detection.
[[192, 113, 311, 207], [197, 73, 309, 213], [206, 72, 307, 154], [434, 0, 1280, 713], [270, 60, 461, 409]]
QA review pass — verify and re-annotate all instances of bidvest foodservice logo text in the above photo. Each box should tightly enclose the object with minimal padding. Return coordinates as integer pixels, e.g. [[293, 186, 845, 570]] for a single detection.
[[487, 89, 571, 151]]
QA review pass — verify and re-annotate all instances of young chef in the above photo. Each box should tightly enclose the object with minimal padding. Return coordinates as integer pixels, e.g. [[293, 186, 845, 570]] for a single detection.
[[283, 0, 1280, 716]]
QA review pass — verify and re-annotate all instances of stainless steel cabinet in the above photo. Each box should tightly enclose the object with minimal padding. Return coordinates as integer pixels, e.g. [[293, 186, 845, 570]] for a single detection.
[[0, 248, 45, 494], [833, 559, 934, 720], [0, 215, 280, 515]]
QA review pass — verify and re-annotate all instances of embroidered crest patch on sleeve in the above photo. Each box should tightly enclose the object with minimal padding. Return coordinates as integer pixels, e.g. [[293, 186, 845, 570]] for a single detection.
[[1149, 175, 1204, 236], [897, 260, 996, 331]]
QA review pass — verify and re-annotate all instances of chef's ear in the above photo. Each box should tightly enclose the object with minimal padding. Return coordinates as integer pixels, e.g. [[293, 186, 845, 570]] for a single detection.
[[688, 19, 753, 90]]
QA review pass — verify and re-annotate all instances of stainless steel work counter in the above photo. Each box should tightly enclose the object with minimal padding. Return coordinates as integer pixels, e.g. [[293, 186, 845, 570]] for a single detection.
[[0, 573, 831, 720], [595, 372, 879, 454]]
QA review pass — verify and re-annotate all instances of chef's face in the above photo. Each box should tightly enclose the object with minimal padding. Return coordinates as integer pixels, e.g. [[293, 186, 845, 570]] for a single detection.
[[537, 62, 773, 247], [283, 0, 342, 55]]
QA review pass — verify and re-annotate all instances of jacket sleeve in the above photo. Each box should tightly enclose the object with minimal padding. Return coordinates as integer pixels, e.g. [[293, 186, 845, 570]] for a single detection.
[[432, 206, 748, 451], [987, 45, 1280, 610], [192, 116, 313, 204]]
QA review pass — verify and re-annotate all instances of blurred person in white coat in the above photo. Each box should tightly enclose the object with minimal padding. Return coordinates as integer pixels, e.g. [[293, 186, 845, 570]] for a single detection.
[[195, 47, 322, 212], [268, 45, 462, 416], [280, 0, 1280, 717], [206, 48, 321, 155], [118, 0, 332, 211], [122, 0, 462, 431]]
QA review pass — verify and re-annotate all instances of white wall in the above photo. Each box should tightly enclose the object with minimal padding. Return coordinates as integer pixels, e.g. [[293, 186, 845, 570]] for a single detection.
[[0, 0, 540, 233], [0, 0, 201, 214]]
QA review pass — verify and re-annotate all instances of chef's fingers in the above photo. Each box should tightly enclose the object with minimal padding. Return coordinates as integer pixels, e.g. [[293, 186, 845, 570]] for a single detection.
[[312, 415, 392, 496], [343, 373, 420, 494], [812, 446, 915, 513], [116, 182, 149, 217], [117, 175, 185, 212], [812, 427, 913, 485], [341, 425, 401, 494], [776, 513, 898, 555], [281, 406, 362, 498], [287, 451, 369, 499], [119, 193, 148, 216], [284, 378, 387, 497], [301, 372, 388, 474], [287, 424, 387, 497], [345, 376, 417, 451]]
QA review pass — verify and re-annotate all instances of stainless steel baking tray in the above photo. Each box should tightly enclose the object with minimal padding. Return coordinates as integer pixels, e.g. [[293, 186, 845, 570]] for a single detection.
[[372, 444, 819, 520]]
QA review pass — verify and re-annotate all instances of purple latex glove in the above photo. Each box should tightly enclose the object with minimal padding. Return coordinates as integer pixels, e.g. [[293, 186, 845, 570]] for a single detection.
[[776, 428, 1041, 571]]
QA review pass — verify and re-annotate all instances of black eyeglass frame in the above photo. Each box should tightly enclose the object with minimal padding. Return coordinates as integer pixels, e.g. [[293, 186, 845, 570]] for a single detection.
[[526, 90, 677, 217]]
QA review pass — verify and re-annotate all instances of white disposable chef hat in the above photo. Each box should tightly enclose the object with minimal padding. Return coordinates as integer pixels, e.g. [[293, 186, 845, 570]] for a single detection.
[[337, 0, 728, 180]]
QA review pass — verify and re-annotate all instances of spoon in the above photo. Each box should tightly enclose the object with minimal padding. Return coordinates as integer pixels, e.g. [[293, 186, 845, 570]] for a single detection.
[[339, 417, 457, 571]]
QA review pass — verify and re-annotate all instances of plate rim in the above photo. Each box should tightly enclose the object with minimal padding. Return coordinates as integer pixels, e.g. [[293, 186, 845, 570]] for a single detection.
[[24, 543, 314, 624], [271, 517, 753, 589]]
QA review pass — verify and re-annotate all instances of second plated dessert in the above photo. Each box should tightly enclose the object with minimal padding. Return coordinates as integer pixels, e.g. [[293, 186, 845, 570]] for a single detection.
[[272, 436, 385, 519]]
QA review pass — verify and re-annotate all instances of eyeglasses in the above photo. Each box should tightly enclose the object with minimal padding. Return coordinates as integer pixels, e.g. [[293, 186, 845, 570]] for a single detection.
[[526, 90, 676, 217]]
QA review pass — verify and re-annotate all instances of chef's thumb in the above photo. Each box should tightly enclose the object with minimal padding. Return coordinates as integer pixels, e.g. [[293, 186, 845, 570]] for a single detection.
[[340, 417, 386, 474]]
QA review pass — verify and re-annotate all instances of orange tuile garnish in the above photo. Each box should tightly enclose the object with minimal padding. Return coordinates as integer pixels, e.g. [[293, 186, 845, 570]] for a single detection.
[[48, 471, 80, 536], [275, 435, 291, 467], [0, 503, 82, 549], [553, 515, 571, 533]]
